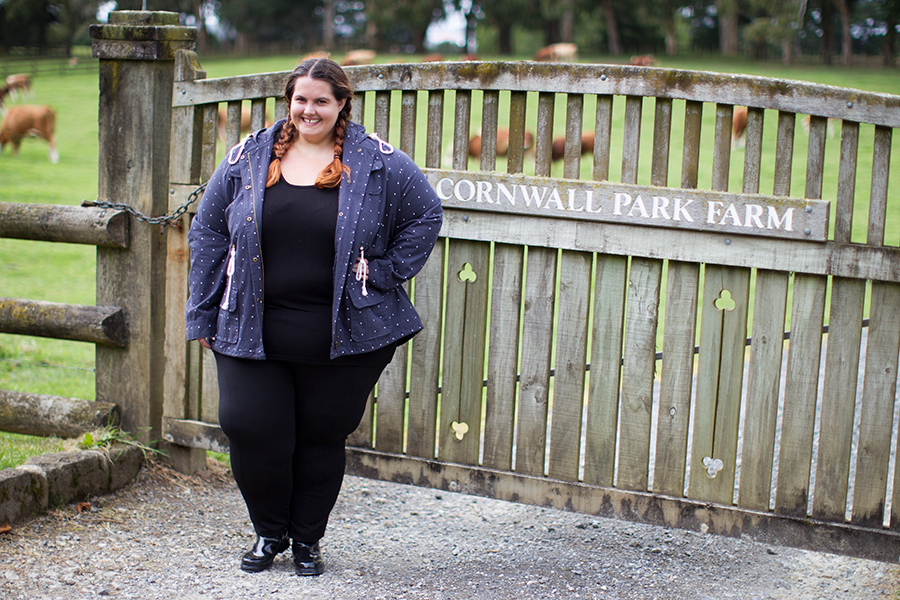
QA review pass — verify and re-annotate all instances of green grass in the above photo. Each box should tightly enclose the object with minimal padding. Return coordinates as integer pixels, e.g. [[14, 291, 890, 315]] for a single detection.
[[1, 51, 899, 463], [0, 431, 66, 470]]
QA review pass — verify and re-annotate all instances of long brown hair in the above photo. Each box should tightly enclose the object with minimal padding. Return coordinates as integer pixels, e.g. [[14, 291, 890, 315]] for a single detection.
[[265, 57, 353, 189]]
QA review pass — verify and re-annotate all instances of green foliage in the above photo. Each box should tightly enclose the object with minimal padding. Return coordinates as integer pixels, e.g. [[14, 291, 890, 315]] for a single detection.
[[78, 426, 168, 460]]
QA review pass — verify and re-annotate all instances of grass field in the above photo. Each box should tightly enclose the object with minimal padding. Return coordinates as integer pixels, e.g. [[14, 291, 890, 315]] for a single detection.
[[1, 51, 899, 467]]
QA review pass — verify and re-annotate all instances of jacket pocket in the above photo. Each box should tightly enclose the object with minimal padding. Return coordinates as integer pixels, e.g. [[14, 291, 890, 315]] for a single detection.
[[215, 246, 239, 344], [347, 285, 391, 342]]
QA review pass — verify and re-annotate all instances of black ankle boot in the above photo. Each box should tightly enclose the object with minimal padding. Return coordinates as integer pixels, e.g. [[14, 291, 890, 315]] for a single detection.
[[292, 540, 325, 576], [240, 533, 289, 572]]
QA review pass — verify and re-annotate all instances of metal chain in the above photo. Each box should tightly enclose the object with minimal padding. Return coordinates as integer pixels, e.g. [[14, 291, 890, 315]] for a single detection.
[[84, 182, 208, 227]]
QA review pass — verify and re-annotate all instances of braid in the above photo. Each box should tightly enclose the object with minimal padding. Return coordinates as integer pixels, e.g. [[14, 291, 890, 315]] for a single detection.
[[315, 106, 352, 189], [265, 120, 298, 188]]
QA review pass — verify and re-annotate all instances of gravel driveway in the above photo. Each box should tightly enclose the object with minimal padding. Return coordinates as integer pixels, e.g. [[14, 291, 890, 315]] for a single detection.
[[1, 459, 895, 600]]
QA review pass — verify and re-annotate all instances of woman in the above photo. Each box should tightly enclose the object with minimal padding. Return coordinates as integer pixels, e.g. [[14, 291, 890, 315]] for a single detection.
[[185, 58, 443, 576]]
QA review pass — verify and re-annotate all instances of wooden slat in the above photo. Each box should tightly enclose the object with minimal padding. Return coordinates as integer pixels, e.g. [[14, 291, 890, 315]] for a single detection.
[[592, 95, 613, 181], [774, 273, 826, 516], [224, 100, 242, 149], [616, 257, 661, 491], [199, 346, 218, 424], [737, 270, 788, 510], [374, 90, 391, 140], [425, 90, 444, 168], [452, 90, 471, 171], [653, 261, 700, 496], [506, 90, 528, 174], [547, 250, 592, 481], [834, 121, 860, 243], [200, 103, 218, 182], [681, 100, 703, 189], [438, 239, 490, 465], [741, 107, 764, 193], [483, 243, 523, 470], [563, 93, 584, 180], [375, 310, 408, 453], [351, 90, 365, 129], [533, 92, 555, 177], [852, 281, 900, 527], [399, 90, 416, 156], [479, 90, 500, 171], [711, 103, 733, 192], [406, 241, 443, 459], [651, 98, 672, 187], [621, 96, 642, 184], [249, 98, 266, 131], [867, 126, 892, 245], [583, 254, 627, 487], [515, 246, 557, 476], [772, 111, 796, 196], [688, 265, 750, 503]]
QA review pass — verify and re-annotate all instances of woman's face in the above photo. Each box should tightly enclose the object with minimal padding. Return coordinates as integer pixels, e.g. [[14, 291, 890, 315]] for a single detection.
[[289, 76, 346, 145]]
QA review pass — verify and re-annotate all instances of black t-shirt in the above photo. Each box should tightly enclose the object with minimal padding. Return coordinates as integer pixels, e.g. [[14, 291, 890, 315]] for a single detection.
[[260, 176, 393, 365]]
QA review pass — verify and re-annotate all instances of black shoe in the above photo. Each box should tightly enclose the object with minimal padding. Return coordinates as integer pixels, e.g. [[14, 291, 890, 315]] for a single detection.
[[292, 540, 325, 576], [240, 533, 289, 572]]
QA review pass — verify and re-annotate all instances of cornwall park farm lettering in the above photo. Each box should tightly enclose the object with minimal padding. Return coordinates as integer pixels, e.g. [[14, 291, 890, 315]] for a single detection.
[[425, 170, 829, 241]]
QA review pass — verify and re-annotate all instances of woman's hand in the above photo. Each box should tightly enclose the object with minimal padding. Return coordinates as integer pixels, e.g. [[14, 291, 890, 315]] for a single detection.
[[198, 337, 212, 349]]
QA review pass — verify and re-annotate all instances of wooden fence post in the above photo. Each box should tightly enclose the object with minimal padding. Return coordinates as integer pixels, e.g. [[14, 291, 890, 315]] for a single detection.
[[89, 12, 196, 449]]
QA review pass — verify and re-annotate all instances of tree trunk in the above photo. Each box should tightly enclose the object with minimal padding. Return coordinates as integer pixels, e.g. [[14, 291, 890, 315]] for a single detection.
[[665, 11, 677, 55], [717, 0, 740, 55], [602, 0, 622, 55], [498, 23, 513, 55], [883, 18, 897, 67], [834, 0, 852, 66], [561, 4, 575, 42], [820, 0, 835, 65], [0, 389, 119, 439], [323, 0, 335, 50], [782, 39, 793, 64]]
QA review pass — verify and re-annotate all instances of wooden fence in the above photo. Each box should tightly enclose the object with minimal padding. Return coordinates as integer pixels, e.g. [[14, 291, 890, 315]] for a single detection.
[[5, 10, 900, 562]]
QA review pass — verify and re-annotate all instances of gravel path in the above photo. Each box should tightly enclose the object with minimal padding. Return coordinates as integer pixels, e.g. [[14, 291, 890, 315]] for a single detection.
[[1, 459, 895, 600]]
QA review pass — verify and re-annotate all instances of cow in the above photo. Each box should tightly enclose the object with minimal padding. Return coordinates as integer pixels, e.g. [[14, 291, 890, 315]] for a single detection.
[[534, 43, 578, 62], [0, 86, 8, 110], [341, 49, 376, 66], [0, 104, 59, 163], [732, 106, 748, 149], [468, 128, 535, 158], [5, 73, 32, 100], [551, 131, 595, 161], [629, 54, 656, 66], [217, 105, 274, 140]]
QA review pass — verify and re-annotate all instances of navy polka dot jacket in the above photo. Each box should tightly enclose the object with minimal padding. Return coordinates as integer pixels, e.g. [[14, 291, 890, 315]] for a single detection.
[[185, 120, 443, 359]]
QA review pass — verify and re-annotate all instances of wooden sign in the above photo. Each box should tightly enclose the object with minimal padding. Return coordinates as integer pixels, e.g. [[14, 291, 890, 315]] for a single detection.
[[425, 169, 830, 242]]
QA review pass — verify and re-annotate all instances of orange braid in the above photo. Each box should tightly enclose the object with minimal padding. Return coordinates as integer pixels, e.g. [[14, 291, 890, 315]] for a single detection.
[[315, 107, 351, 189], [265, 120, 298, 188]]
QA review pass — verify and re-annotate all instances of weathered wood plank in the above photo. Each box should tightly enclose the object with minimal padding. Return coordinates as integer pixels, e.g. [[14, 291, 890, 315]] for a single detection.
[[834, 121, 860, 243], [483, 243, 523, 471], [452, 90, 471, 171], [583, 254, 627, 487], [174, 63, 900, 128], [0, 389, 119, 439], [439, 240, 490, 465], [592, 95, 613, 182], [688, 265, 750, 504], [506, 90, 528, 174], [374, 90, 391, 139], [774, 274, 826, 517], [547, 250, 592, 481], [621, 96, 642, 184], [681, 100, 703, 189], [515, 246, 557, 476], [617, 257, 662, 491], [0, 298, 126, 347], [375, 310, 408, 453], [563, 93, 584, 180], [425, 90, 444, 168], [533, 92, 555, 177], [867, 126, 892, 245], [478, 90, 500, 171], [711, 103, 733, 192], [653, 261, 700, 496], [406, 242, 444, 459], [399, 90, 417, 156], [851, 281, 900, 528], [0, 203, 128, 248], [651, 97, 672, 186], [737, 270, 788, 510], [772, 111, 796, 196], [438, 209, 900, 282], [741, 107, 764, 193]]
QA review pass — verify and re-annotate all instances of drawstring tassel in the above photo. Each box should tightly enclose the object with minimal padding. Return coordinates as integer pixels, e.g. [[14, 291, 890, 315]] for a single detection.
[[356, 246, 369, 297]]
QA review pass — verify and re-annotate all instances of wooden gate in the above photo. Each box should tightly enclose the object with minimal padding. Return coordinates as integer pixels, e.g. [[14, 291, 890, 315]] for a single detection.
[[162, 52, 900, 562]]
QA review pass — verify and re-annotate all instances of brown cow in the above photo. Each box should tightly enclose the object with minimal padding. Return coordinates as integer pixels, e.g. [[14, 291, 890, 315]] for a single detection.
[[732, 106, 748, 149], [0, 104, 59, 163], [341, 49, 376, 66], [0, 86, 8, 109], [468, 128, 535, 158], [629, 54, 656, 66], [5, 73, 32, 100], [534, 43, 578, 62], [551, 131, 595, 161]]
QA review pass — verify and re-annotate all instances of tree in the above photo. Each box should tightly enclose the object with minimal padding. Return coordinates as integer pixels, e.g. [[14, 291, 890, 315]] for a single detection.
[[833, 0, 854, 64], [50, 0, 102, 55], [1, 0, 59, 49], [717, 0, 741, 54], [743, 0, 803, 62], [365, 0, 445, 52]]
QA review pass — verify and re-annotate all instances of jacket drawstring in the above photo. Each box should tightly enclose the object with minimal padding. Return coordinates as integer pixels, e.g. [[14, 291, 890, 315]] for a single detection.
[[355, 246, 369, 297]]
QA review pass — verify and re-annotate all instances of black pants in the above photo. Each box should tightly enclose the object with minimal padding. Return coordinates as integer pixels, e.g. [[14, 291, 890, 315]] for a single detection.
[[214, 352, 391, 543]]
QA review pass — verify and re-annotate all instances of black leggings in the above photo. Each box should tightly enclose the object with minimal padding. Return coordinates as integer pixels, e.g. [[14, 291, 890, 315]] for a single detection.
[[214, 352, 391, 543]]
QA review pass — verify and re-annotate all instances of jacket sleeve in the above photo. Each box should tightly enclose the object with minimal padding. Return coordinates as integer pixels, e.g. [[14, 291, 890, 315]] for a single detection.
[[365, 154, 443, 292], [185, 160, 236, 340]]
